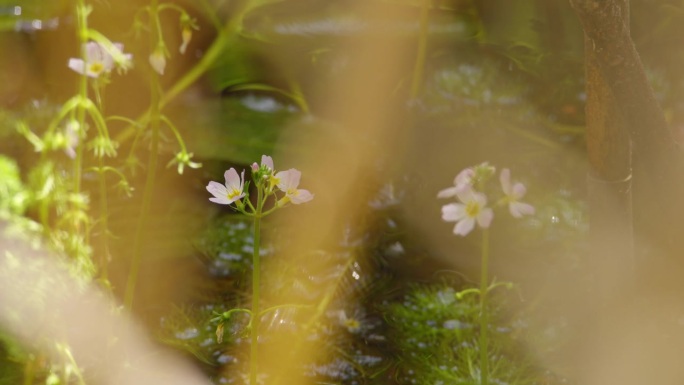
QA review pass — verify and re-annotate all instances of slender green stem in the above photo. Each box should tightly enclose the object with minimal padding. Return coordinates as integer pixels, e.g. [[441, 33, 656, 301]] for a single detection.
[[123, 108, 160, 310], [124, 0, 162, 310], [410, 0, 431, 98], [73, 0, 89, 197], [61, 345, 87, 385], [22, 354, 35, 385], [90, 85, 112, 283], [216, 308, 252, 321], [39, 197, 50, 237], [479, 228, 490, 385], [97, 155, 111, 282], [468, 0, 487, 44], [160, 115, 188, 152], [250, 186, 264, 385], [288, 81, 310, 114], [114, 0, 254, 145], [456, 287, 480, 299], [198, 0, 223, 31], [161, 0, 251, 107], [92, 80, 105, 111], [157, 3, 186, 15]]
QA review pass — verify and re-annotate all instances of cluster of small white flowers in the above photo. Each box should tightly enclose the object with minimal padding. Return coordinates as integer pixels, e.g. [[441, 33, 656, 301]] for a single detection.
[[438, 163, 534, 236], [206, 155, 314, 207]]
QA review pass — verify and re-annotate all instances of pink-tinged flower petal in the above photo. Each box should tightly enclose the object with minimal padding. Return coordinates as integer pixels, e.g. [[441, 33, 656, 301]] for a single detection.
[[472, 191, 488, 206], [455, 186, 479, 204], [439, 168, 475, 199], [290, 189, 314, 204], [276, 169, 302, 191], [500, 168, 512, 195], [500, 169, 534, 218], [455, 168, 474, 187], [274, 168, 313, 204], [207, 169, 245, 205], [225, 168, 243, 192], [442, 203, 466, 222], [86, 41, 103, 62], [510, 202, 535, 218], [102, 47, 116, 69], [207, 181, 230, 204], [512, 182, 527, 200], [477, 208, 494, 228], [261, 155, 274, 170], [454, 217, 475, 236], [68, 58, 86, 75], [83, 42, 109, 77], [437, 186, 460, 199], [251, 162, 259, 172]]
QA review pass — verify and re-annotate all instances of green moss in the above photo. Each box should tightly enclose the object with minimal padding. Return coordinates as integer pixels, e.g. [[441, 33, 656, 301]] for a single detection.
[[385, 284, 540, 385]]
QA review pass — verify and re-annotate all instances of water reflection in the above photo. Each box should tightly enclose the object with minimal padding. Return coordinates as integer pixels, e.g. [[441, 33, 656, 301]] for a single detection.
[[2, 5, 61, 32]]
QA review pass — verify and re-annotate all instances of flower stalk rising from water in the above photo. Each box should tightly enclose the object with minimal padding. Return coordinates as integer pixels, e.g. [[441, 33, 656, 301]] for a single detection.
[[438, 162, 534, 385], [206, 155, 313, 385]]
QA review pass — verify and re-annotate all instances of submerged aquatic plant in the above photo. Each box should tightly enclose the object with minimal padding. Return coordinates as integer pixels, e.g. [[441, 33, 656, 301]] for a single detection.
[[385, 283, 539, 385]]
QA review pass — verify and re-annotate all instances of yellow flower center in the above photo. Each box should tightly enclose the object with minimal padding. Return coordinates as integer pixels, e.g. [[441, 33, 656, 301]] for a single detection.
[[465, 201, 481, 217], [88, 61, 105, 75], [344, 318, 360, 332], [227, 189, 241, 200], [269, 176, 279, 189]]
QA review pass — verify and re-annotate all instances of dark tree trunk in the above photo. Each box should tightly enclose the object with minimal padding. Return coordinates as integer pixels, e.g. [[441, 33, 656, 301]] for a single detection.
[[570, 0, 676, 164], [569, 3, 684, 383], [570, 0, 683, 274], [581, 0, 633, 302]]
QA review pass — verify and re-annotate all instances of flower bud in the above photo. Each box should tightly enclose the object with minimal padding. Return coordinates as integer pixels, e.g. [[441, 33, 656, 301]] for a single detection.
[[180, 26, 192, 54], [216, 323, 224, 344], [149, 46, 166, 75]]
